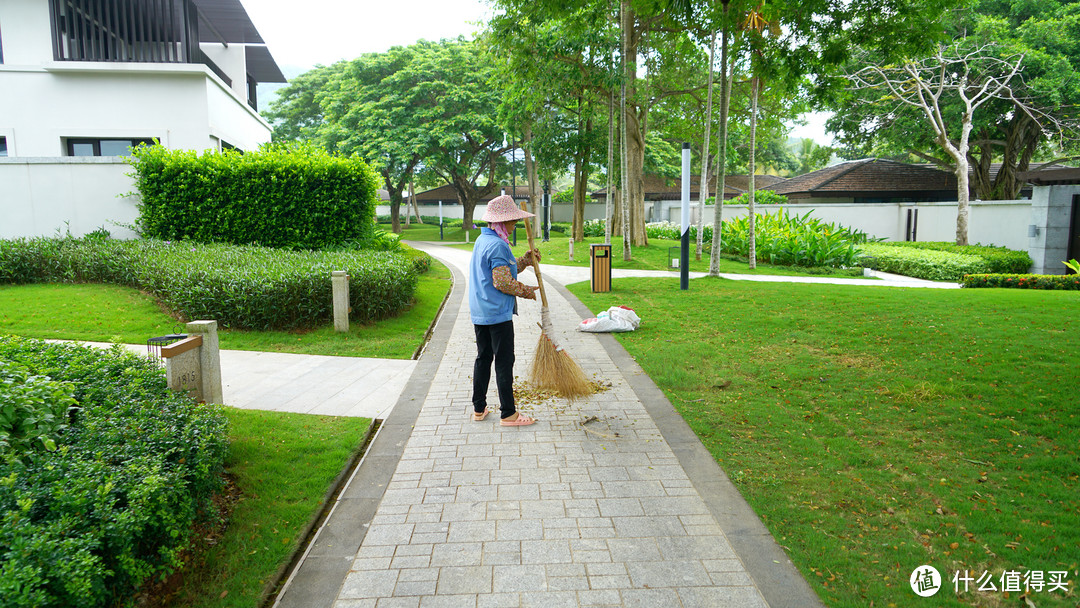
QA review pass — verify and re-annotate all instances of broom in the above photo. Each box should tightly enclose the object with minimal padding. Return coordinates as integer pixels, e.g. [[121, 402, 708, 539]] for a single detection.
[[521, 203, 592, 400]]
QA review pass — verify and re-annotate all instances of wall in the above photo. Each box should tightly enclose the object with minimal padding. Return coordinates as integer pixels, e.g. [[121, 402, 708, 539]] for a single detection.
[[1028, 185, 1080, 275], [658, 200, 1032, 251], [0, 158, 139, 239]]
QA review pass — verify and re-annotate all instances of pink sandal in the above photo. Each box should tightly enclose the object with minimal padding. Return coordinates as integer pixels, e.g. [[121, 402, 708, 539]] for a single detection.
[[500, 414, 535, 427], [472, 410, 490, 421]]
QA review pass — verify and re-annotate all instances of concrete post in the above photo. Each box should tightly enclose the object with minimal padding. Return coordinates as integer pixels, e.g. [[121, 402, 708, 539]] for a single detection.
[[1028, 185, 1080, 274], [186, 320, 223, 404], [332, 271, 350, 333]]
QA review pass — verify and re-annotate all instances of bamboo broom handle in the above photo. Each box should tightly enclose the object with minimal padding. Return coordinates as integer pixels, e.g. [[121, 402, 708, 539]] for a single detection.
[[521, 204, 549, 308]]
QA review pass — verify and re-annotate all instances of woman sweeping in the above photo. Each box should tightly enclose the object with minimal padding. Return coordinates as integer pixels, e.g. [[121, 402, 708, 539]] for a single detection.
[[469, 194, 541, 426]]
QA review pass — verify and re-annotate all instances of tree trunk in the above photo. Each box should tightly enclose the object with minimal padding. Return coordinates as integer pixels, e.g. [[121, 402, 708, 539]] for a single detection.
[[386, 176, 404, 234], [696, 31, 717, 261], [620, 0, 632, 261], [605, 85, 615, 245], [747, 74, 759, 269], [620, 0, 647, 249], [409, 180, 422, 224], [523, 125, 540, 233], [709, 3, 732, 276]]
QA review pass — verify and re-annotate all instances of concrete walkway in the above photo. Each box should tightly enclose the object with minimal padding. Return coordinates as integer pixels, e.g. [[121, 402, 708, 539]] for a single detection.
[[273, 242, 832, 608]]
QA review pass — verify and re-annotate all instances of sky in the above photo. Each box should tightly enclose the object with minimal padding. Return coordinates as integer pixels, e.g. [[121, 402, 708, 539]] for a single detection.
[[242, 0, 834, 146]]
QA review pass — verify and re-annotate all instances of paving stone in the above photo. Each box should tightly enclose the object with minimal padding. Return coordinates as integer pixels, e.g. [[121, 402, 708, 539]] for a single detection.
[[339, 570, 399, 599], [436, 566, 492, 595]]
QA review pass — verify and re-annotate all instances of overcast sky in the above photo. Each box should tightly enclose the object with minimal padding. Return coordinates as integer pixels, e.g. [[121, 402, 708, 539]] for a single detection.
[[242, 0, 833, 145]]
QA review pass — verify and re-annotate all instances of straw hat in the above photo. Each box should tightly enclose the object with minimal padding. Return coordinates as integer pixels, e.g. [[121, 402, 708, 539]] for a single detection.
[[482, 194, 535, 223]]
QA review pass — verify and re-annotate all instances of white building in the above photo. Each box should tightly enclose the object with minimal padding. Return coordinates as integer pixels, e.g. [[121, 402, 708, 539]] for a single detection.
[[0, 0, 286, 238]]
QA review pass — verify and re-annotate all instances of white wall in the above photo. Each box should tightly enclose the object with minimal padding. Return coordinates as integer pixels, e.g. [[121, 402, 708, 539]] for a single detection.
[[0, 0, 53, 65], [0, 158, 140, 239], [662, 201, 1033, 250]]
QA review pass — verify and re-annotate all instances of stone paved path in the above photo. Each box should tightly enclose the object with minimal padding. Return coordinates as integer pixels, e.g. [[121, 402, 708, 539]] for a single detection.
[[305, 242, 806, 608]]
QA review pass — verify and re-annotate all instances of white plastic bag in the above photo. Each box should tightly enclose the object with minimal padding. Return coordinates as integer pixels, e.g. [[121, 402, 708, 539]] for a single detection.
[[577, 306, 641, 333]]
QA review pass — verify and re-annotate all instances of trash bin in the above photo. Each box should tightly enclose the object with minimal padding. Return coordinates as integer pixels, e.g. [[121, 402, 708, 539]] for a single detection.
[[590, 243, 612, 292]]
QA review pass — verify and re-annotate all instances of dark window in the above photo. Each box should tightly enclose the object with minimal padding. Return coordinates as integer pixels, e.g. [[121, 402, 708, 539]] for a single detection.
[[0, 137, 7, 157], [66, 138, 155, 157]]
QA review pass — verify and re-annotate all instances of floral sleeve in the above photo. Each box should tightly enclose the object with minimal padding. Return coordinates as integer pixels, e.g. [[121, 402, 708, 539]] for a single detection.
[[492, 266, 534, 298]]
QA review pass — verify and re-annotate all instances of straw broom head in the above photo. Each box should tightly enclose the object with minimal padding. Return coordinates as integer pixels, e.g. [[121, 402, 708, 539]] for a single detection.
[[530, 307, 591, 400]]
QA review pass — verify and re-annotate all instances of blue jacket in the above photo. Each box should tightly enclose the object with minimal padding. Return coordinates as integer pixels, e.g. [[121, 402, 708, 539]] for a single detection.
[[469, 228, 518, 325]]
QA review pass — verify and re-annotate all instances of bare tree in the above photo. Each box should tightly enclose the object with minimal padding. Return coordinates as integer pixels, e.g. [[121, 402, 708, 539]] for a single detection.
[[847, 43, 1026, 246]]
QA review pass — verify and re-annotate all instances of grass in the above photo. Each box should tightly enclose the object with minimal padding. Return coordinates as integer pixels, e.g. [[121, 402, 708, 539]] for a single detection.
[[568, 277, 1079, 607], [441, 232, 869, 278], [165, 408, 373, 608], [0, 262, 452, 359]]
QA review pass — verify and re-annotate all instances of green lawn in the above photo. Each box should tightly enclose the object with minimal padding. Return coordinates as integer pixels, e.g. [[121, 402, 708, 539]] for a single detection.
[[569, 277, 1079, 608], [164, 408, 373, 608], [451, 234, 869, 278], [0, 261, 451, 359]]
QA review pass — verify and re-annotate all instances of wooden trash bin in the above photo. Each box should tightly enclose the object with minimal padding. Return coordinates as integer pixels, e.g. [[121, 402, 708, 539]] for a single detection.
[[590, 244, 612, 292]]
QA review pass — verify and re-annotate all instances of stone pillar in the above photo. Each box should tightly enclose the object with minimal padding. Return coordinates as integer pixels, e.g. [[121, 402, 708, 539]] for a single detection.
[[332, 271, 350, 333], [186, 320, 223, 404], [1028, 185, 1080, 275], [163, 335, 203, 402]]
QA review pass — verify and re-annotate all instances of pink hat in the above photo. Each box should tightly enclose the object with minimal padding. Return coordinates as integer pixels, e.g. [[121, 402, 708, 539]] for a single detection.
[[482, 194, 535, 223]]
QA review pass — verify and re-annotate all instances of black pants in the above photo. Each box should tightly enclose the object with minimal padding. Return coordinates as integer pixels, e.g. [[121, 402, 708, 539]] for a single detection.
[[473, 320, 516, 418]]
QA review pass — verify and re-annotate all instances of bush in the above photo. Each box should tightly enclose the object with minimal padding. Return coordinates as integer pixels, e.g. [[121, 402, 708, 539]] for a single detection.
[[0, 236, 427, 331], [858, 243, 988, 281], [0, 337, 228, 608], [724, 190, 789, 206], [878, 241, 1031, 274], [129, 144, 379, 250], [0, 361, 76, 457], [961, 273, 1080, 290]]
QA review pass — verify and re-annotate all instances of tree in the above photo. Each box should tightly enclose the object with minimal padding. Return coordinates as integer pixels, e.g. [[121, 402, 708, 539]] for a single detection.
[[846, 42, 1027, 245], [826, 0, 1080, 200], [316, 46, 426, 233]]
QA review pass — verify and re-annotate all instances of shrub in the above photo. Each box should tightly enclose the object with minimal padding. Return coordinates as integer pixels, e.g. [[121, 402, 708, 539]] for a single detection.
[[961, 273, 1080, 290], [0, 361, 77, 457], [582, 219, 605, 238], [0, 337, 228, 608], [724, 190, 789, 206], [0, 236, 426, 331], [878, 241, 1031, 274], [129, 144, 379, 250], [858, 243, 988, 281]]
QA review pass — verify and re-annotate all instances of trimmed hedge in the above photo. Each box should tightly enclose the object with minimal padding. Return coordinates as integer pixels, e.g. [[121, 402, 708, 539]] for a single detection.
[[874, 241, 1031, 274], [0, 337, 228, 608], [961, 273, 1080, 290], [0, 236, 428, 331], [858, 243, 986, 281], [129, 144, 379, 250]]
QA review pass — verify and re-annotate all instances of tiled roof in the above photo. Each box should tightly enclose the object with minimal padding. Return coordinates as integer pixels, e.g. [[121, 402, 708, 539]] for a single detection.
[[412, 184, 530, 204], [591, 174, 788, 201], [770, 159, 956, 197]]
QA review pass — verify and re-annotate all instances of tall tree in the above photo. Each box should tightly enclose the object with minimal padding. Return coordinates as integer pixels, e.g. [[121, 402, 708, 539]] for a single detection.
[[846, 42, 1028, 245], [826, 0, 1080, 200]]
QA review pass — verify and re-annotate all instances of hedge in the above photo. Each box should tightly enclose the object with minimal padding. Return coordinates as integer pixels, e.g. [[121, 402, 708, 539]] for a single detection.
[[857, 243, 989, 281], [874, 241, 1031, 274], [0, 236, 428, 331], [961, 273, 1080, 290], [129, 144, 379, 250], [0, 337, 228, 608]]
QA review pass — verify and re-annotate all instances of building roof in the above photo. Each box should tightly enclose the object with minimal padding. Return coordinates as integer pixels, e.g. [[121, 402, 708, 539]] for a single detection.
[[192, 0, 286, 82], [770, 158, 956, 199], [1018, 167, 1080, 186], [413, 185, 531, 204], [591, 174, 788, 201]]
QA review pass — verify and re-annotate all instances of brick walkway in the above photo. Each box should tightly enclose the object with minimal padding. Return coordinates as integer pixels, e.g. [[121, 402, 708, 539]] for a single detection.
[[275, 243, 821, 608]]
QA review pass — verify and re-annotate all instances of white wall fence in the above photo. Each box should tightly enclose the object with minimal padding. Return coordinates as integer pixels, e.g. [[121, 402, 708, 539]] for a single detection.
[[1, 157, 140, 239], [7, 162, 1074, 274]]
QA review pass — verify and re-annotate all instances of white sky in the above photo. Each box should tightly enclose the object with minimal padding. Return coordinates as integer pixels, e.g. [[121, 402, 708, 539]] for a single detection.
[[242, 0, 833, 145], [243, 0, 492, 72]]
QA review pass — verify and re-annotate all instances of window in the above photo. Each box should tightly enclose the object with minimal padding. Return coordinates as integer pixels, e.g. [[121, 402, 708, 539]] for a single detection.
[[66, 138, 155, 157], [1, 21, 5, 64], [0, 137, 7, 157]]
